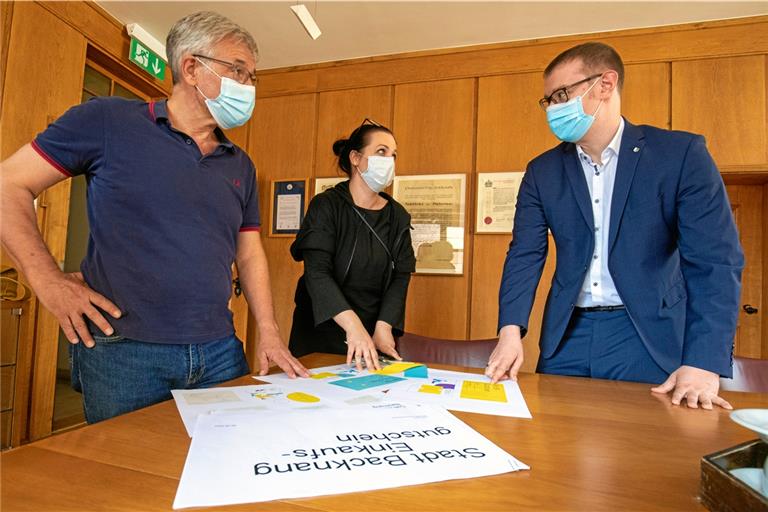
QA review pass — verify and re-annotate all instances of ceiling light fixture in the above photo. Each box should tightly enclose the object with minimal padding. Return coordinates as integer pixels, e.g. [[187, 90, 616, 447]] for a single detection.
[[290, 3, 321, 40]]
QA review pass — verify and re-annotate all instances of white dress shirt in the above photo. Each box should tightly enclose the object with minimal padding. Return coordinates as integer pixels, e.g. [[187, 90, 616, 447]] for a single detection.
[[575, 118, 625, 307]]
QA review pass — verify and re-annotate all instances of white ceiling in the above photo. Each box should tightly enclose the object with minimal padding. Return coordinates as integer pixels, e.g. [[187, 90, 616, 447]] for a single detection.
[[97, 1, 768, 70]]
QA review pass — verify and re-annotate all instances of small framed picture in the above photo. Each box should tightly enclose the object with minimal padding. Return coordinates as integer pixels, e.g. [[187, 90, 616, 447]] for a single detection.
[[314, 176, 347, 196], [269, 179, 308, 237]]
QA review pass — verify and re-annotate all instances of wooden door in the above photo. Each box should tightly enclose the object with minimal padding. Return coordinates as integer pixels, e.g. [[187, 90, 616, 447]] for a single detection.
[[726, 184, 764, 359], [1, 2, 87, 443]]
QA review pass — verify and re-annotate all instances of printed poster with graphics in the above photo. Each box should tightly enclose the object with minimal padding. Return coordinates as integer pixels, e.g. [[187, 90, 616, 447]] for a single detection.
[[384, 369, 532, 419], [171, 384, 344, 437], [258, 361, 426, 402], [172, 405, 528, 508]]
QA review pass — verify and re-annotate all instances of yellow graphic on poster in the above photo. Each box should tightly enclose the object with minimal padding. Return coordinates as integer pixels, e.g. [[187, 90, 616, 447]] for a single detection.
[[286, 392, 321, 403], [418, 384, 443, 394], [310, 372, 337, 379], [460, 381, 507, 402], [374, 362, 422, 375]]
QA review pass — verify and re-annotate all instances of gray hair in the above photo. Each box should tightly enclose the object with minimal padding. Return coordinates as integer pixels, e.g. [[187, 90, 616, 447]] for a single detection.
[[166, 11, 259, 84]]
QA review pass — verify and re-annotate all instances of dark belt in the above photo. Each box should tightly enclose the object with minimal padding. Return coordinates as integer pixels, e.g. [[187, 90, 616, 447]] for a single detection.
[[575, 305, 626, 312]]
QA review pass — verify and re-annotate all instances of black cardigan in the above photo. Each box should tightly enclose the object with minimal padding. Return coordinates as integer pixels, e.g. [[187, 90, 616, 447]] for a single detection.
[[288, 180, 416, 357]]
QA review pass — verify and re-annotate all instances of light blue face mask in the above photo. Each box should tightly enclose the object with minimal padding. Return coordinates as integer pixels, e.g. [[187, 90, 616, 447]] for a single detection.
[[359, 155, 395, 193], [195, 57, 255, 129], [545, 77, 603, 143]]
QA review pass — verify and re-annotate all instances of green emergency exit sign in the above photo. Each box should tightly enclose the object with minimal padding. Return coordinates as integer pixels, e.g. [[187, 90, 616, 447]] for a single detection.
[[129, 37, 166, 80]]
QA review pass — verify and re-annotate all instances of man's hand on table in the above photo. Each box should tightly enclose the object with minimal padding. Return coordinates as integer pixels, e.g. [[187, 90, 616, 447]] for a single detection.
[[651, 365, 732, 410], [256, 330, 310, 378], [485, 325, 525, 384]]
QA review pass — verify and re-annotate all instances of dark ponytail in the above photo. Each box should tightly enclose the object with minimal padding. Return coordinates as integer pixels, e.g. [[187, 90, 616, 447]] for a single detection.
[[332, 121, 393, 176]]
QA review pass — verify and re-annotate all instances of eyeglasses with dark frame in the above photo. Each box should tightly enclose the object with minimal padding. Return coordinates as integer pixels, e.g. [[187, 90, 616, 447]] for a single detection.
[[193, 54, 257, 86], [538, 73, 603, 110]]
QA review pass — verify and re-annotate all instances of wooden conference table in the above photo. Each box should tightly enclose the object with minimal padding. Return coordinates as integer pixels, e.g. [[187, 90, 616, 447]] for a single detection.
[[2, 353, 767, 511]]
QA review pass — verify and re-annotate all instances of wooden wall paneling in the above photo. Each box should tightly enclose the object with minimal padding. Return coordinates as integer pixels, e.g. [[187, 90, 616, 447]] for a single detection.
[[36, 1, 173, 93], [477, 72, 557, 172], [394, 79, 475, 172], [672, 55, 767, 167], [726, 185, 764, 359], [622, 63, 670, 129], [249, 93, 317, 368], [468, 236, 557, 373], [1, 3, 85, 159], [255, 17, 768, 98], [315, 86, 393, 178], [392, 79, 475, 339], [3, 2, 87, 442], [0, 1, 13, 112]]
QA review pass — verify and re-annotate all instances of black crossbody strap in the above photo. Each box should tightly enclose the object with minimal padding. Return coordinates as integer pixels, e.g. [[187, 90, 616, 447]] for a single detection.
[[351, 206, 395, 270]]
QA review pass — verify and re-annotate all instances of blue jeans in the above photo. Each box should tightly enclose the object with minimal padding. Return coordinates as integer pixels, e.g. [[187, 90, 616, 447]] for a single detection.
[[536, 309, 669, 384], [70, 334, 250, 423]]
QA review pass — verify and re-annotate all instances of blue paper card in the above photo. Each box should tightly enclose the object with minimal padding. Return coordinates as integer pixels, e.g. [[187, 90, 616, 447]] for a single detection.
[[330, 374, 406, 391]]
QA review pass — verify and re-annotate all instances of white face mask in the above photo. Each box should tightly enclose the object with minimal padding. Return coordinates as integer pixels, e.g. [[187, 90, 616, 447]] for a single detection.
[[359, 155, 395, 193]]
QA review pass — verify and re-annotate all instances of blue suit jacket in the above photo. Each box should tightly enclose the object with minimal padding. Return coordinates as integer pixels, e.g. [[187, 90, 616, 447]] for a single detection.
[[498, 120, 744, 377]]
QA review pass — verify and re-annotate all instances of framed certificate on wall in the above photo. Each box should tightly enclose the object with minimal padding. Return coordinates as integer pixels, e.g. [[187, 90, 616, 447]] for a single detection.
[[393, 173, 466, 275], [476, 172, 524, 234], [269, 179, 308, 237]]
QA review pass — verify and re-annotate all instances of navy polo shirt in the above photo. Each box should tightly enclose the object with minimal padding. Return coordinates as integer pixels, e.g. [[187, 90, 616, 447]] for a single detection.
[[32, 97, 260, 343]]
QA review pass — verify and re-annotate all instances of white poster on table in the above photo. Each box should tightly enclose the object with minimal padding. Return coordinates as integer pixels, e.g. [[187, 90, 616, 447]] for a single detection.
[[173, 405, 528, 509]]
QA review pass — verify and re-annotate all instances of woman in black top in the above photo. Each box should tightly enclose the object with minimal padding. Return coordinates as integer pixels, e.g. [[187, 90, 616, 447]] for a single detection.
[[288, 120, 416, 370]]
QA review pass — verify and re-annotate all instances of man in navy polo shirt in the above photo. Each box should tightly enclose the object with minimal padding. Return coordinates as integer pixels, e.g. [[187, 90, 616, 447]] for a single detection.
[[0, 11, 309, 423]]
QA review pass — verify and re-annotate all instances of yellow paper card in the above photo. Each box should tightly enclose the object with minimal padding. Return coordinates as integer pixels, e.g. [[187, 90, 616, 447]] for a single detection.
[[418, 384, 443, 395], [310, 372, 337, 379], [374, 362, 422, 375], [460, 380, 507, 402]]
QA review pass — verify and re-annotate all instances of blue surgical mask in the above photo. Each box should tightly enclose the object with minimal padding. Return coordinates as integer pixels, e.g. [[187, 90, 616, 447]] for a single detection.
[[546, 77, 603, 143], [195, 58, 255, 129], [359, 156, 395, 193]]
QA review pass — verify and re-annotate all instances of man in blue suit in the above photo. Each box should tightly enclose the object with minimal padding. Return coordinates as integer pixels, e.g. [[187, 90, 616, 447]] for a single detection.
[[487, 42, 744, 410]]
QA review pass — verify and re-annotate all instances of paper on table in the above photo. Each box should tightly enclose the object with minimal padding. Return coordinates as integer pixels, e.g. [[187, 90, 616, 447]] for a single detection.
[[257, 363, 414, 403], [385, 369, 532, 418], [330, 374, 406, 391], [173, 404, 528, 509], [373, 361, 428, 378], [171, 384, 345, 437]]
